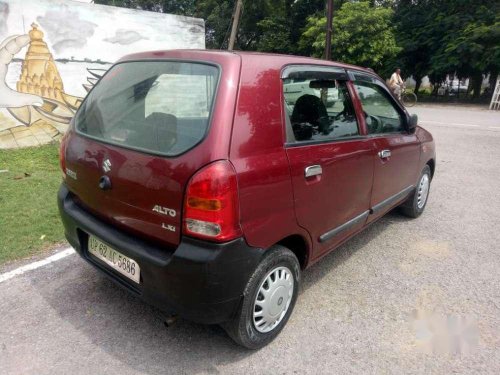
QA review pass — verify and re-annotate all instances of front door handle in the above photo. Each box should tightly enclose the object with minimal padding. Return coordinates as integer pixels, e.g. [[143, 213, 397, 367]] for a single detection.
[[305, 165, 322, 178], [378, 149, 391, 159]]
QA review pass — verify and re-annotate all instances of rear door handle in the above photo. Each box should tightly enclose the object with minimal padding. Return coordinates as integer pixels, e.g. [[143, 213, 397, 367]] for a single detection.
[[305, 165, 322, 178], [378, 149, 391, 159]]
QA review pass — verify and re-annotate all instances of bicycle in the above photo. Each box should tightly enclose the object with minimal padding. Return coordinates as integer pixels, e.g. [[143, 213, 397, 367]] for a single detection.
[[401, 86, 418, 107]]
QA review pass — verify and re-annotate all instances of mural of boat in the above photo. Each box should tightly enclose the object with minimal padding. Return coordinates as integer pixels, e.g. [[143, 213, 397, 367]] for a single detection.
[[87, 68, 107, 79], [87, 77, 98, 85], [82, 83, 94, 93], [7, 98, 74, 127], [61, 92, 83, 111]]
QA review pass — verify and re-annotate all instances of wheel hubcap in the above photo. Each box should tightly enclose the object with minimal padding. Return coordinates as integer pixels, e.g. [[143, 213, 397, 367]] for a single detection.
[[417, 173, 430, 209], [253, 266, 294, 333]]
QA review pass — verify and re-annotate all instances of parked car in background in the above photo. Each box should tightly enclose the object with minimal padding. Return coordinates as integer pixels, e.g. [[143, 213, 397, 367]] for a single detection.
[[58, 50, 436, 349], [438, 79, 468, 96]]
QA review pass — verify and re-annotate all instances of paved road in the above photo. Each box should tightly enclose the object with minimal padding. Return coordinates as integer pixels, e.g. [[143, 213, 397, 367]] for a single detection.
[[412, 104, 500, 130], [1, 105, 499, 374]]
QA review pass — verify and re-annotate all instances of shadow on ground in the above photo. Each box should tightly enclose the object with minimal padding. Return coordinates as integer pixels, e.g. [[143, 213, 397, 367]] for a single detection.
[[32, 211, 405, 374]]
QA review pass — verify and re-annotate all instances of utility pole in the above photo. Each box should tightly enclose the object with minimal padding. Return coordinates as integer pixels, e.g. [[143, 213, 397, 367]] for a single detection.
[[228, 0, 243, 50], [324, 0, 333, 60]]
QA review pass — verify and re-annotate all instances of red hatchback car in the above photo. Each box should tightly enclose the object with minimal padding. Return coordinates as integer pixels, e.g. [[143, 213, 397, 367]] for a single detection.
[[58, 50, 435, 349]]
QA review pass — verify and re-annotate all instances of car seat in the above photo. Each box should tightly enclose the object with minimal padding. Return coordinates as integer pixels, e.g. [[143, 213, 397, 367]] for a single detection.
[[291, 94, 330, 137]]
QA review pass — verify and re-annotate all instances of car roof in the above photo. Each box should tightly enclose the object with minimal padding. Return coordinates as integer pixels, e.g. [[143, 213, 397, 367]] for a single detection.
[[117, 49, 375, 76]]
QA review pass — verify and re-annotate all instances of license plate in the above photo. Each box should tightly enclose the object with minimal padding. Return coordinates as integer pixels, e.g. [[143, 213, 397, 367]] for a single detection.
[[88, 236, 140, 284]]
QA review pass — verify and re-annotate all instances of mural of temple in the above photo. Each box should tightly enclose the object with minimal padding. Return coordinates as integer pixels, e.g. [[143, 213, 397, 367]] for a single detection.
[[0, 23, 83, 148], [17, 23, 65, 103]]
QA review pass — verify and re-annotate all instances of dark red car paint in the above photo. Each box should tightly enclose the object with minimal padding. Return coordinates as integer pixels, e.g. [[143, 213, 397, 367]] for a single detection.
[[62, 50, 435, 270]]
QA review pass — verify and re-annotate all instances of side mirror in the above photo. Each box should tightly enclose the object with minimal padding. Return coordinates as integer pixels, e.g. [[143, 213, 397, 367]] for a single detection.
[[408, 114, 418, 133]]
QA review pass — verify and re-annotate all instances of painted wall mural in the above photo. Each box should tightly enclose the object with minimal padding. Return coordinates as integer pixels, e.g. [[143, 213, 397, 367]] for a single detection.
[[0, 0, 205, 149]]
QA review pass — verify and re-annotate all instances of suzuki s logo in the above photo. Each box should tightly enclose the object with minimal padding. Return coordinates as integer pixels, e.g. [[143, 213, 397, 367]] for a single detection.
[[102, 159, 112, 173]]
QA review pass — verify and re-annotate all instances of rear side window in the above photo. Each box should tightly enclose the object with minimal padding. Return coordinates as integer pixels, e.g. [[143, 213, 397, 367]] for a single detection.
[[75, 61, 219, 156]]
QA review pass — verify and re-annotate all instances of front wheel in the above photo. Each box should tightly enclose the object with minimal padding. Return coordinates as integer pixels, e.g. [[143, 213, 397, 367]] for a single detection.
[[222, 245, 300, 349], [400, 165, 431, 218], [402, 92, 417, 107]]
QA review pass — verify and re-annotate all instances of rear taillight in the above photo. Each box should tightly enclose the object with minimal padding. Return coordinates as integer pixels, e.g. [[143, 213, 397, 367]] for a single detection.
[[183, 160, 242, 242], [59, 133, 68, 179]]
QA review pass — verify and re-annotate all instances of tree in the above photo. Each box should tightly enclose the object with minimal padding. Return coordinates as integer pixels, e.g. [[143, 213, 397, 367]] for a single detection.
[[254, 0, 324, 54], [195, 0, 235, 49], [292, 0, 339, 56], [393, 0, 434, 93], [161, 0, 196, 15], [255, 17, 293, 53], [394, 0, 500, 97], [437, 1, 500, 98], [299, 1, 401, 74]]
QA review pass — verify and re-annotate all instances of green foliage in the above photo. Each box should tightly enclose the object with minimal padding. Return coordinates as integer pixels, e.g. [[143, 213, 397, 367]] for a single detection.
[[437, 2, 500, 90], [255, 17, 293, 53], [195, 0, 235, 49], [300, 1, 401, 73], [394, 0, 499, 96], [392, 0, 434, 91]]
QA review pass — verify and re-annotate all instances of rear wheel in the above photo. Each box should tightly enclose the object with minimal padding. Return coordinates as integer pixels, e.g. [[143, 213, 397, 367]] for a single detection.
[[222, 245, 300, 349], [400, 165, 431, 218]]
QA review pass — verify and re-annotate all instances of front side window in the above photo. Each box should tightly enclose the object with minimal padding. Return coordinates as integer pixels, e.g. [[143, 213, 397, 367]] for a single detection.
[[75, 61, 219, 156], [353, 81, 404, 135], [283, 77, 359, 143]]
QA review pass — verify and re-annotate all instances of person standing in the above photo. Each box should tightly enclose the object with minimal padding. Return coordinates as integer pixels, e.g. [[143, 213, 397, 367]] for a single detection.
[[389, 68, 404, 100]]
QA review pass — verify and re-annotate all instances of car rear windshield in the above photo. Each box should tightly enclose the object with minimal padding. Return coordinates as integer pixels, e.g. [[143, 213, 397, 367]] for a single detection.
[[75, 61, 219, 156]]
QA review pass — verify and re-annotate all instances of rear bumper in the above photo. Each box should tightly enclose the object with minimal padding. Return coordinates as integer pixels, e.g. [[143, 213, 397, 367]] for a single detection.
[[58, 183, 264, 324]]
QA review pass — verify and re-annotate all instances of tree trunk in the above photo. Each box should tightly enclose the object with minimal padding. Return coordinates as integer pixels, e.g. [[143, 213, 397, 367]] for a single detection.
[[471, 73, 483, 99], [431, 84, 439, 96], [414, 76, 422, 94]]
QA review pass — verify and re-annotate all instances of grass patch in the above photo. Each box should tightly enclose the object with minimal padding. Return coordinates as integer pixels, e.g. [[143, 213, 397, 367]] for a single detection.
[[0, 143, 66, 264]]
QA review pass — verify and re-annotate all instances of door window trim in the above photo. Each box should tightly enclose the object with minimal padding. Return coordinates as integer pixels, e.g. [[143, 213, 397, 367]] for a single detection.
[[281, 64, 349, 80], [348, 70, 411, 135], [284, 135, 365, 148]]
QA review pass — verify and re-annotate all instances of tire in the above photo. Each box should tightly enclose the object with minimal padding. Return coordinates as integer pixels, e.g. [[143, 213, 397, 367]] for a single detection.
[[400, 165, 431, 218], [402, 92, 417, 107], [222, 245, 300, 349]]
